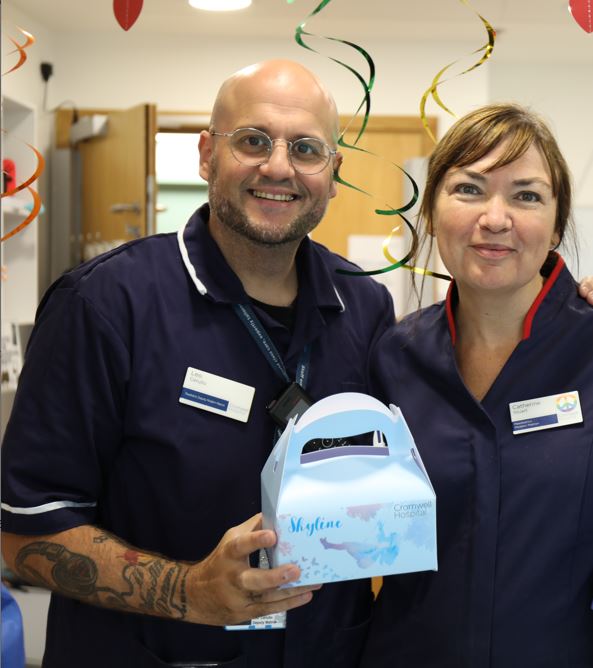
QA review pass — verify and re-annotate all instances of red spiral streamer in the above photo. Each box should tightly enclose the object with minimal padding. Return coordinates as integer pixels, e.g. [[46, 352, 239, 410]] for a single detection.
[[569, 0, 593, 33], [113, 0, 144, 31]]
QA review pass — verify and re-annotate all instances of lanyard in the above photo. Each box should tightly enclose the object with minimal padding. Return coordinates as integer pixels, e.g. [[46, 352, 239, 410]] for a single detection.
[[234, 303, 311, 389]]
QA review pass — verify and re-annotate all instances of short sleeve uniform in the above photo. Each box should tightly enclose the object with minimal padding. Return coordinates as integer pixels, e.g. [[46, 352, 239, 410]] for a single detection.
[[1, 204, 395, 668], [362, 256, 593, 668]]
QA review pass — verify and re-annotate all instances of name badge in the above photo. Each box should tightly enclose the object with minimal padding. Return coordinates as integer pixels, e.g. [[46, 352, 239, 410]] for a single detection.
[[225, 550, 286, 631], [509, 391, 583, 435], [225, 611, 287, 631], [179, 367, 255, 423]]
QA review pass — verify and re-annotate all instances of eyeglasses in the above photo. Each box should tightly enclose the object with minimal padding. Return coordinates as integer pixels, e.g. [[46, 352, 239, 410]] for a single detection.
[[209, 127, 336, 175]]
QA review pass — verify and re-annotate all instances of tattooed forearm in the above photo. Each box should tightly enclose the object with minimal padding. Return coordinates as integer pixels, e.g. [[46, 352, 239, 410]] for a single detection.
[[13, 533, 190, 621], [15, 542, 98, 596]]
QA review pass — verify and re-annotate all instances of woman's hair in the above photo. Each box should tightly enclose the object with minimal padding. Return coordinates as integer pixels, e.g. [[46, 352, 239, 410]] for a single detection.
[[414, 103, 575, 292]]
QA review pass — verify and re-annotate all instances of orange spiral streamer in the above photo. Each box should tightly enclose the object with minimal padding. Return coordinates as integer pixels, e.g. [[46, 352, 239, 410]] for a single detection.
[[1, 25, 44, 245], [2, 26, 35, 76], [1, 186, 43, 243]]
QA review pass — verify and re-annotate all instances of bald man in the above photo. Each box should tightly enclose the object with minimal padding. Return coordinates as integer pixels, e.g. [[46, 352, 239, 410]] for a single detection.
[[1, 60, 394, 667]]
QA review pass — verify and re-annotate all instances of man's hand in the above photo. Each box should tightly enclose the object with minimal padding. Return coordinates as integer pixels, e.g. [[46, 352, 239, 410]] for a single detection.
[[186, 513, 320, 626], [578, 276, 593, 305], [2, 515, 319, 627]]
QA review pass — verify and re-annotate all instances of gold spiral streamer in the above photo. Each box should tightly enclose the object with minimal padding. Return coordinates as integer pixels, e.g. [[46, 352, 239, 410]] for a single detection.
[[420, 0, 496, 143]]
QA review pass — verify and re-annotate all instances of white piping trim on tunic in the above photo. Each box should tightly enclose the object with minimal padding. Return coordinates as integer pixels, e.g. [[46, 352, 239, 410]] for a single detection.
[[177, 224, 208, 296], [1, 500, 97, 516], [333, 286, 346, 312]]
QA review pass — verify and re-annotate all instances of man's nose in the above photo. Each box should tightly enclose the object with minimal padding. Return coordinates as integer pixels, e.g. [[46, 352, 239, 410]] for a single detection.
[[259, 140, 295, 178]]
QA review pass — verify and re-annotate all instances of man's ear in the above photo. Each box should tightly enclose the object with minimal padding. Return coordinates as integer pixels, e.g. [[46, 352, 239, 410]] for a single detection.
[[198, 130, 213, 183], [329, 152, 343, 198]]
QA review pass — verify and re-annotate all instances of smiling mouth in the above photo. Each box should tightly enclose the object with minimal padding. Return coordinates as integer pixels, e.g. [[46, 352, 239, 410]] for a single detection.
[[251, 190, 296, 202], [473, 245, 514, 257]]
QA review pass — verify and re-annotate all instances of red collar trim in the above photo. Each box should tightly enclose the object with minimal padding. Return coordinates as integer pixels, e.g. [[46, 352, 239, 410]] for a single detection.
[[445, 281, 457, 346], [521, 253, 564, 340], [444, 253, 565, 346]]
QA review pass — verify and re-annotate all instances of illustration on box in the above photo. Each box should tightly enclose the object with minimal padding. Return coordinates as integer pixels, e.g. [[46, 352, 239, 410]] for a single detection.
[[261, 392, 437, 585]]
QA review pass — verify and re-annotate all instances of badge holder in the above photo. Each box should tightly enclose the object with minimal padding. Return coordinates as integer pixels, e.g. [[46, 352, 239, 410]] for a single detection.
[[266, 382, 313, 428]]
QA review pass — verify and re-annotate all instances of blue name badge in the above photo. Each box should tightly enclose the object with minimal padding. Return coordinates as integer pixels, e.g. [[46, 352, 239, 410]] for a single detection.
[[179, 367, 255, 423], [509, 391, 583, 435]]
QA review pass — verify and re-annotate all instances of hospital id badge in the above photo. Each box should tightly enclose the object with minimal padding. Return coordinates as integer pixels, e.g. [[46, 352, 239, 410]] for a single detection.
[[509, 390, 583, 434], [179, 367, 255, 423], [225, 550, 286, 631], [225, 611, 286, 631]]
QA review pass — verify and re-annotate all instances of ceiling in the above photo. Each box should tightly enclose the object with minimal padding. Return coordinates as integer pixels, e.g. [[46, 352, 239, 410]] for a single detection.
[[9, 0, 593, 62]]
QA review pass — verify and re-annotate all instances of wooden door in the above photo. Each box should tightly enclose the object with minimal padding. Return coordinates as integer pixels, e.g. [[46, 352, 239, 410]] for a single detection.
[[311, 115, 436, 256], [56, 105, 156, 261]]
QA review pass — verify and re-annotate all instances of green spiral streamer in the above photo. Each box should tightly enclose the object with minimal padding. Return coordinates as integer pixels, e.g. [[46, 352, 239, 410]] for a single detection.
[[290, 0, 421, 278]]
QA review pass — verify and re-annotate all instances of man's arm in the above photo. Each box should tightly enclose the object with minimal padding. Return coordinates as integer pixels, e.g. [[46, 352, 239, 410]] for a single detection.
[[2, 514, 317, 626]]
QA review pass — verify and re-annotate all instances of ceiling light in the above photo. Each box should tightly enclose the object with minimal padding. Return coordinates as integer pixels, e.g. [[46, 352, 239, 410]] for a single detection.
[[188, 0, 252, 10]]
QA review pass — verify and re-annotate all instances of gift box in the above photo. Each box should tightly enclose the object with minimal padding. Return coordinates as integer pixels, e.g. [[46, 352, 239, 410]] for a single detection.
[[261, 392, 437, 585]]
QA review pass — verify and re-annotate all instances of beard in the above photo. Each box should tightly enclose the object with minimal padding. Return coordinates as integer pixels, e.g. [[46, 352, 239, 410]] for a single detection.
[[207, 163, 329, 247]]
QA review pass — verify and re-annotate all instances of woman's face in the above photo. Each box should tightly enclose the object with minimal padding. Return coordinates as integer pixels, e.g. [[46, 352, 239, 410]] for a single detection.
[[433, 140, 559, 299]]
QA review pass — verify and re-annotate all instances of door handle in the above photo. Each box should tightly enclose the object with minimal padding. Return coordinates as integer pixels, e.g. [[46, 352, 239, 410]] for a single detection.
[[110, 202, 141, 214]]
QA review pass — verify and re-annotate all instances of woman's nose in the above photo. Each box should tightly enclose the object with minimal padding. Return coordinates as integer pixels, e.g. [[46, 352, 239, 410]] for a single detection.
[[478, 195, 511, 232]]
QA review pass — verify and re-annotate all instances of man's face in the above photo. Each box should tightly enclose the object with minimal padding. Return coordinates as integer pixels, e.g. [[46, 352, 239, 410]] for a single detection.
[[199, 77, 341, 247]]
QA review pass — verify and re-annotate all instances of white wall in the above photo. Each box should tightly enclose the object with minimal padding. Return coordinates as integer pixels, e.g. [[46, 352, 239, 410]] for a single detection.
[[490, 61, 593, 208], [46, 32, 489, 134], [3, 1, 592, 281]]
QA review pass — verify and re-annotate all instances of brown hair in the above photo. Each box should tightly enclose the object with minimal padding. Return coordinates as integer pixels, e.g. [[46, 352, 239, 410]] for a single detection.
[[415, 103, 575, 286]]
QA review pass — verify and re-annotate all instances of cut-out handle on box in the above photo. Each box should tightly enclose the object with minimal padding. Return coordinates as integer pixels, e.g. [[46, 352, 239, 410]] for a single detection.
[[285, 407, 404, 473], [300, 430, 388, 464]]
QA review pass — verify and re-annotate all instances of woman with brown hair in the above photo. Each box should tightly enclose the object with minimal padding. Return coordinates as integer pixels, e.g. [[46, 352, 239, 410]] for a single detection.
[[362, 104, 593, 667]]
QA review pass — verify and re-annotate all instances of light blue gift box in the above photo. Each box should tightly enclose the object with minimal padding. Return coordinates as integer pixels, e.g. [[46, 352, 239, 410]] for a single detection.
[[261, 392, 437, 586]]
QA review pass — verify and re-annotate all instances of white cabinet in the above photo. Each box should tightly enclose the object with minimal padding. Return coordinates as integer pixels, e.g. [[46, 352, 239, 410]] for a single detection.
[[2, 96, 39, 323], [1, 96, 39, 432]]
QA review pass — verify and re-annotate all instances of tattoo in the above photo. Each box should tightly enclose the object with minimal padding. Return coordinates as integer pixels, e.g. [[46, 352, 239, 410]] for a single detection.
[[93, 532, 110, 544], [14, 538, 190, 621], [15, 542, 98, 596]]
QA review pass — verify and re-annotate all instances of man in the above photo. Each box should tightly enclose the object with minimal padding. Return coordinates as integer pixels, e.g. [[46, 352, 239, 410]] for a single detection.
[[1, 60, 394, 667]]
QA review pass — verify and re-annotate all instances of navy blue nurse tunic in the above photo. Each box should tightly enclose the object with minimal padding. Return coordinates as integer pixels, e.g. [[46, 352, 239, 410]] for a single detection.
[[1, 204, 395, 668], [362, 255, 593, 668]]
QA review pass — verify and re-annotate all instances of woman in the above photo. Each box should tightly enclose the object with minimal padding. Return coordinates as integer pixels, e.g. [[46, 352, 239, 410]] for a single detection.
[[361, 104, 593, 667]]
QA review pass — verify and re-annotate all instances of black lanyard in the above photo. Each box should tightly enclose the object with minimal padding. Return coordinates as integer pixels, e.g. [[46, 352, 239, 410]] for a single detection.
[[234, 303, 311, 389]]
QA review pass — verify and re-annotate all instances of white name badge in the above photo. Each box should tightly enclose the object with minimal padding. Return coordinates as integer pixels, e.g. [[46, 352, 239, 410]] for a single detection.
[[225, 611, 287, 631], [179, 367, 255, 423], [509, 391, 583, 435]]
